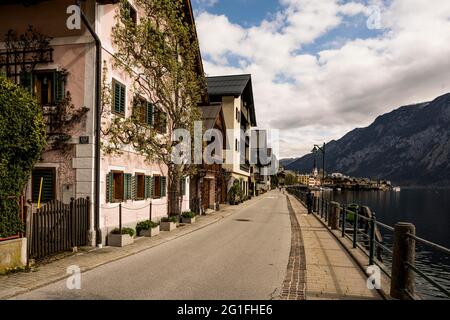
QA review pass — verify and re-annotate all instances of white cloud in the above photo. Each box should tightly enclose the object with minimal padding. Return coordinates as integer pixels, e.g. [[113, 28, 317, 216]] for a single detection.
[[195, 0, 218, 9], [195, 0, 450, 158]]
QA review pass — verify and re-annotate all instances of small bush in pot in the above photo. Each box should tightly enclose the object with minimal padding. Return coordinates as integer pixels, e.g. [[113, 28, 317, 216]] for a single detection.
[[181, 211, 196, 224], [136, 220, 160, 237], [109, 227, 135, 247], [161, 216, 178, 223], [111, 227, 135, 237], [160, 216, 178, 231]]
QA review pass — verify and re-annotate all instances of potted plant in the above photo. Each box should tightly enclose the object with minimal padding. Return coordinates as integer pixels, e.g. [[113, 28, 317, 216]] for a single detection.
[[228, 180, 241, 205], [181, 211, 196, 224], [136, 220, 160, 237], [108, 227, 135, 247], [160, 216, 178, 231]]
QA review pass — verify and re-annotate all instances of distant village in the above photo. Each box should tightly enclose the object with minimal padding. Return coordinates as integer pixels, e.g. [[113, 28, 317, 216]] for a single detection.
[[277, 165, 393, 191]]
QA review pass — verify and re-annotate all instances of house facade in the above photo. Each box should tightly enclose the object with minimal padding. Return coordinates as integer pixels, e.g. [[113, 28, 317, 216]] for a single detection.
[[190, 103, 228, 213], [206, 74, 257, 197], [0, 0, 200, 245]]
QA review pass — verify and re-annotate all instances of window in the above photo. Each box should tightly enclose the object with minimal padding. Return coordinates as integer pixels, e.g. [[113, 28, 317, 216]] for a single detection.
[[106, 171, 126, 203], [154, 107, 167, 134], [113, 171, 124, 202], [32, 168, 56, 203], [135, 173, 145, 200], [125, 1, 137, 24], [109, 174, 151, 201], [20, 70, 65, 106], [113, 79, 126, 115], [133, 96, 153, 126], [153, 176, 167, 199], [235, 139, 239, 151], [153, 176, 161, 199]]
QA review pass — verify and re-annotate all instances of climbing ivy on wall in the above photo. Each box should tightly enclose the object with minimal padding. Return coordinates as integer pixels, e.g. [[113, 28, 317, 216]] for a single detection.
[[0, 75, 46, 238]]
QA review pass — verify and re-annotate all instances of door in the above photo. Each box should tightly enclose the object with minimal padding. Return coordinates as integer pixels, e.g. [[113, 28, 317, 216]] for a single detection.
[[202, 179, 210, 211]]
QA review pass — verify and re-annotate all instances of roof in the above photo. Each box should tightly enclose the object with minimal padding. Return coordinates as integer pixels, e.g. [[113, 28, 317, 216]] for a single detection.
[[206, 74, 257, 126], [200, 103, 222, 130], [206, 74, 251, 96]]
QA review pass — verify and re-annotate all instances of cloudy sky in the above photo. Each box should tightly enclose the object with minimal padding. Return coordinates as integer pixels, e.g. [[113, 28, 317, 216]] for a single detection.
[[192, 0, 450, 158]]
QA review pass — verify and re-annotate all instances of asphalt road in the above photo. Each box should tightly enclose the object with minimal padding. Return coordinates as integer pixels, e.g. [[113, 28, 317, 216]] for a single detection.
[[14, 190, 292, 300]]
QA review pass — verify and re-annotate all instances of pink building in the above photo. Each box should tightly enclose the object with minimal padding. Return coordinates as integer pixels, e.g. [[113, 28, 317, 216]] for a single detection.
[[0, 0, 200, 246]]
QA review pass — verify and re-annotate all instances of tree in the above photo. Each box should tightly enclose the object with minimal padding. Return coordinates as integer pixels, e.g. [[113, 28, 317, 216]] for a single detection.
[[103, 0, 205, 217], [0, 75, 46, 238], [285, 173, 297, 186]]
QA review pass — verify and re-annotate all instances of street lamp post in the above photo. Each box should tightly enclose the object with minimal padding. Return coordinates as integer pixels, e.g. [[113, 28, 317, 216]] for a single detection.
[[312, 143, 327, 208], [312, 143, 326, 182]]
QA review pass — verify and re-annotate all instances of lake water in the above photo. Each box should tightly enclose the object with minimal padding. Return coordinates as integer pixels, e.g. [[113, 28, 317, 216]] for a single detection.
[[324, 188, 450, 300]]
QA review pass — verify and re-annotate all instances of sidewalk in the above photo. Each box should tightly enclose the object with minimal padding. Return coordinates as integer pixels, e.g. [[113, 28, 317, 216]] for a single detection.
[[0, 199, 257, 300], [287, 194, 381, 300]]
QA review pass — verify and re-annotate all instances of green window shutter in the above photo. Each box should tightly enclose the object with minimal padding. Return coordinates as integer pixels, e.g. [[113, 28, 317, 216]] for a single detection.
[[106, 173, 113, 203], [151, 176, 156, 198], [161, 112, 167, 133], [123, 173, 132, 200], [113, 81, 125, 114], [54, 70, 66, 104], [131, 175, 136, 200], [20, 71, 33, 93], [181, 178, 186, 196], [144, 176, 152, 199], [114, 82, 120, 113], [161, 176, 167, 197], [120, 84, 126, 114], [32, 169, 55, 203], [146, 102, 154, 126], [123, 173, 128, 200]]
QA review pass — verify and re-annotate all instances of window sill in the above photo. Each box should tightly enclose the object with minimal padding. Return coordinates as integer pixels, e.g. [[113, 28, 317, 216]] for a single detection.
[[112, 112, 126, 118]]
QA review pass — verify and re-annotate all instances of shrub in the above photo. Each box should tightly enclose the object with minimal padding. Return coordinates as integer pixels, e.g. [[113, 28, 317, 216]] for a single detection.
[[227, 180, 242, 205], [161, 216, 178, 223], [136, 220, 159, 234], [0, 75, 46, 238], [111, 227, 135, 237], [182, 211, 195, 219]]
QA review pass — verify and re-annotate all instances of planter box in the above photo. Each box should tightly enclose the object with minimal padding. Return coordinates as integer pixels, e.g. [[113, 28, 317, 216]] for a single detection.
[[181, 216, 196, 224], [108, 234, 134, 247], [0, 238, 27, 274], [139, 226, 160, 237], [160, 221, 177, 231]]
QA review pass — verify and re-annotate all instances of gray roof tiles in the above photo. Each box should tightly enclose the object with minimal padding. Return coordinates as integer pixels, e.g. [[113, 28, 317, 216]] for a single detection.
[[206, 74, 252, 96]]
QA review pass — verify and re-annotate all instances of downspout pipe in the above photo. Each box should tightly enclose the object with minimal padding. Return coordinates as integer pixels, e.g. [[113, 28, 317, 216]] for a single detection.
[[77, 0, 102, 246]]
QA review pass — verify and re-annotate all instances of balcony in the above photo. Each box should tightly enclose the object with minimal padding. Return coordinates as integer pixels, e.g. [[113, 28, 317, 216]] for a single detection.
[[240, 163, 250, 173]]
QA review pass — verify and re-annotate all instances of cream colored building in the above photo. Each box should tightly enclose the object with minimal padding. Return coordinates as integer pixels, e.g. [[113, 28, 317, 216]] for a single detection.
[[206, 75, 257, 197]]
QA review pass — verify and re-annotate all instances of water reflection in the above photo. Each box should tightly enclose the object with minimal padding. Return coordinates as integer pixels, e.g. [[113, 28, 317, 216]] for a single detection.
[[326, 188, 450, 300]]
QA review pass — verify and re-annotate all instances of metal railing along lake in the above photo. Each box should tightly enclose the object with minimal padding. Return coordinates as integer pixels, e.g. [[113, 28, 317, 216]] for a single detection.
[[286, 185, 450, 300]]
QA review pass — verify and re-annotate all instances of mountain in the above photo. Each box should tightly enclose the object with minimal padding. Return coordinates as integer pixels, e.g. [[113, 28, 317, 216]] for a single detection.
[[280, 158, 297, 168], [285, 93, 450, 187]]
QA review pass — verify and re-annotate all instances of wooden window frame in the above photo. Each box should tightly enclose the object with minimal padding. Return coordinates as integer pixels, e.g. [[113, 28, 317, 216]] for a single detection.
[[33, 70, 54, 106], [153, 175, 162, 199], [133, 96, 153, 127], [135, 173, 145, 200], [112, 170, 124, 203], [154, 106, 167, 134]]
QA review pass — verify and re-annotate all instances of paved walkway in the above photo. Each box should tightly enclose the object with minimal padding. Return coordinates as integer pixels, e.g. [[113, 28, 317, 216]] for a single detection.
[[0, 199, 262, 299], [287, 194, 381, 300], [4, 191, 292, 300]]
